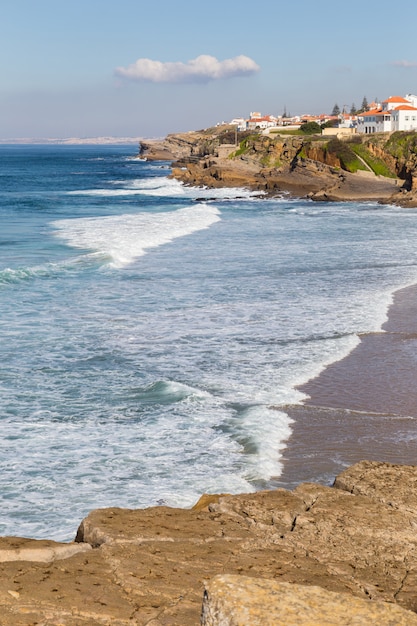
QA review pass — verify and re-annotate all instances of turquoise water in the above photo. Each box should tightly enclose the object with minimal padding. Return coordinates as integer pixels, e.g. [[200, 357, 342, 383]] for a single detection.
[[1, 144, 417, 540]]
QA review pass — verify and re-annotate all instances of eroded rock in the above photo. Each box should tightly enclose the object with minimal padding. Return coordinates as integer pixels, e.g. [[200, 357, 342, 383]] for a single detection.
[[201, 575, 417, 626], [0, 537, 91, 563], [1, 461, 417, 624]]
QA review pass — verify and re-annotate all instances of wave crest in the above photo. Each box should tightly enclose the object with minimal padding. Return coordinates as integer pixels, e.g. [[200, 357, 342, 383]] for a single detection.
[[52, 204, 221, 267]]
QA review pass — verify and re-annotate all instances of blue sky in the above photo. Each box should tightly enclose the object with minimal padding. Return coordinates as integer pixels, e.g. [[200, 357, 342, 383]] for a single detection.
[[1, 0, 417, 139]]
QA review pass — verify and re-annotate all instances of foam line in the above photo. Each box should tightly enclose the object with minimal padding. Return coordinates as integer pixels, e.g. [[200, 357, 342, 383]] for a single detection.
[[52, 204, 221, 267]]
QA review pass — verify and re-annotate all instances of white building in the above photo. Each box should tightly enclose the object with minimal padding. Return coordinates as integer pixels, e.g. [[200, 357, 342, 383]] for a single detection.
[[390, 105, 417, 131], [246, 114, 278, 130], [229, 117, 247, 131], [338, 113, 357, 128], [357, 110, 392, 134], [382, 95, 411, 111], [406, 94, 417, 108], [357, 94, 417, 133]]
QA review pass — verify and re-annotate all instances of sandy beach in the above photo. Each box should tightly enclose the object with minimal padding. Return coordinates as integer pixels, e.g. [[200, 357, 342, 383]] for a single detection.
[[279, 283, 417, 488]]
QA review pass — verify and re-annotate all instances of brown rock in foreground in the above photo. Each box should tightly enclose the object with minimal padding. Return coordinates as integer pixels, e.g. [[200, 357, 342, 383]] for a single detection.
[[201, 575, 417, 625], [1, 461, 417, 624]]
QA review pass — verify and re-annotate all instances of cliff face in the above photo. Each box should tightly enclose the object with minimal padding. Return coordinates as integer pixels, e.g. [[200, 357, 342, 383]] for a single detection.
[[170, 135, 401, 203], [141, 127, 417, 206], [2, 461, 417, 624], [139, 126, 244, 161], [382, 132, 417, 192]]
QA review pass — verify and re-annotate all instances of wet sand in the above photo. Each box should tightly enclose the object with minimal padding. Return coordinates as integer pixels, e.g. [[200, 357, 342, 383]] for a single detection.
[[276, 284, 417, 489]]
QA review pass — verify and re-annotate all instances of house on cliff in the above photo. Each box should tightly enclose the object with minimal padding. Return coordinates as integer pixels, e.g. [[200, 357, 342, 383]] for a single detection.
[[229, 117, 247, 131], [390, 105, 417, 131], [357, 95, 417, 133], [246, 114, 277, 130], [357, 109, 392, 134], [338, 112, 358, 128]]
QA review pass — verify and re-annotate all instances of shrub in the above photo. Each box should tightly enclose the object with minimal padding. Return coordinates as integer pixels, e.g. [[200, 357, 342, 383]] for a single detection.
[[300, 122, 322, 135]]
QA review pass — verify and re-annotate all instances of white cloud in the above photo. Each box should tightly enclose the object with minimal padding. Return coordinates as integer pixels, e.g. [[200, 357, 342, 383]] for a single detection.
[[115, 54, 260, 83], [391, 60, 417, 68]]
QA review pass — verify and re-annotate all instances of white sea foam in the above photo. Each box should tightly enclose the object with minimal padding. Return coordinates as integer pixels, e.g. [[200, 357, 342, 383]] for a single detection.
[[51, 204, 221, 267], [0, 266, 49, 284], [0, 255, 102, 285], [5, 146, 417, 543], [68, 176, 264, 200], [68, 188, 148, 196], [132, 380, 212, 404], [130, 177, 264, 199], [238, 407, 293, 481]]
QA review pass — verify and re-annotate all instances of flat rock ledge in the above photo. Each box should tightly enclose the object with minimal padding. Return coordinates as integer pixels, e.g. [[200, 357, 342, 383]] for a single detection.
[[201, 575, 417, 625], [2, 461, 417, 624]]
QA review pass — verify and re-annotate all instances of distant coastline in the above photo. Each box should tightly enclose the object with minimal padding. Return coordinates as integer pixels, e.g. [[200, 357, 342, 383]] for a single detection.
[[0, 136, 143, 145]]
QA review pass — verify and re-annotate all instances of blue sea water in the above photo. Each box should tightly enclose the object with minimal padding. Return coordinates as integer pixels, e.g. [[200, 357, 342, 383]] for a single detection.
[[2, 144, 417, 541]]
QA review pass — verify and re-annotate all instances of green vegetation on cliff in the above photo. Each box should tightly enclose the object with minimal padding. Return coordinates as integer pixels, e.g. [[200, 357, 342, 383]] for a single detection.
[[384, 131, 417, 161], [178, 125, 417, 188], [325, 139, 368, 173], [260, 154, 282, 168], [365, 131, 417, 186], [227, 133, 397, 176], [229, 136, 257, 158], [348, 140, 397, 178], [227, 131, 403, 177], [299, 121, 322, 135]]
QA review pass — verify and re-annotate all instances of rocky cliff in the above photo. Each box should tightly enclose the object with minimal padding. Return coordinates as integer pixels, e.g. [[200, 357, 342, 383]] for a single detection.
[[139, 126, 241, 161], [140, 127, 417, 207], [2, 461, 417, 624]]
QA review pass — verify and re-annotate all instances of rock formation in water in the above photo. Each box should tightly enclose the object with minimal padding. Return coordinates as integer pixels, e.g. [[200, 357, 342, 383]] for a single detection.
[[2, 461, 417, 624]]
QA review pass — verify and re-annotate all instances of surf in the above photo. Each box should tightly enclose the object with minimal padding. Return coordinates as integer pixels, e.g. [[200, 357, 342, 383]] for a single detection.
[[51, 203, 221, 268]]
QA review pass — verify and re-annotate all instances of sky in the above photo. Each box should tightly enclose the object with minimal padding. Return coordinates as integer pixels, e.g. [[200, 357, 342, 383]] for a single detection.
[[1, 0, 417, 139]]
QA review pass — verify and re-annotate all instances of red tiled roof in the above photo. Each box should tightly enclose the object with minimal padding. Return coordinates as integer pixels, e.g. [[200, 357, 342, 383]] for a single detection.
[[358, 110, 384, 117], [383, 96, 410, 103], [249, 117, 272, 122], [393, 105, 417, 111]]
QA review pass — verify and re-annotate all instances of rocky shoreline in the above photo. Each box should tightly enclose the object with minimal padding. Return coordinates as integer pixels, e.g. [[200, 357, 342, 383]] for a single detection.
[[139, 127, 417, 207], [3, 133, 417, 624], [2, 461, 417, 624]]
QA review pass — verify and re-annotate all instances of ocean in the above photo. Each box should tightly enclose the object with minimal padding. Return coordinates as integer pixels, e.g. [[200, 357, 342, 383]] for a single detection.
[[1, 144, 417, 541]]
